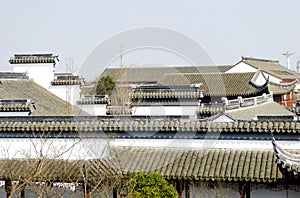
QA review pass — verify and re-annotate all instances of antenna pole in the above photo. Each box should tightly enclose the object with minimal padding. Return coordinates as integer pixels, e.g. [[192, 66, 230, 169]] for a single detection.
[[66, 56, 73, 115], [120, 45, 125, 115], [282, 51, 294, 70]]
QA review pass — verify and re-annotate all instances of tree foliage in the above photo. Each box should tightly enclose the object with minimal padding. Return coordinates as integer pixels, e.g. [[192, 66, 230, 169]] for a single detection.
[[124, 172, 178, 198], [96, 76, 116, 96]]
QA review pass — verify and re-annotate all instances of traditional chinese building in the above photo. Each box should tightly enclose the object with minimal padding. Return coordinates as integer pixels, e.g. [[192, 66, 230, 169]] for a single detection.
[[0, 116, 299, 197], [0, 54, 299, 198]]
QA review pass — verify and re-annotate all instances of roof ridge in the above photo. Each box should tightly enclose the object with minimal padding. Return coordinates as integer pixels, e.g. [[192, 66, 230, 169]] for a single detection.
[[242, 56, 279, 63]]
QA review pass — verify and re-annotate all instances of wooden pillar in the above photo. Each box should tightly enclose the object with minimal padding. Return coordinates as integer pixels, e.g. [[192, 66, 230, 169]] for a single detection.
[[184, 182, 190, 198], [176, 180, 183, 198], [239, 183, 250, 198], [20, 188, 25, 198], [245, 183, 250, 198], [84, 182, 92, 198], [5, 178, 12, 198], [19, 180, 25, 198], [113, 188, 118, 198], [239, 183, 245, 198]]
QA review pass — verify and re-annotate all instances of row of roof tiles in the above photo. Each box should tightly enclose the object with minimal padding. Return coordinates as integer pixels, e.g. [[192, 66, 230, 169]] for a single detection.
[[158, 72, 267, 97], [113, 147, 280, 182], [9, 57, 56, 64], [77, 97, 110, 105], [0, 119, 299, 133], [100, 66, 234, 84], [0, 148, 282, 183], [0, 104, 31, 112], [51, 79, 83, 86], [131, 91, 203, 100], [0, 158, 119, 182]]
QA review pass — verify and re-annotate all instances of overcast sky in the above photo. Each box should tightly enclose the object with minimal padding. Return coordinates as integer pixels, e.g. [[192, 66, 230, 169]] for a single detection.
[[1, 0, 300, 79]]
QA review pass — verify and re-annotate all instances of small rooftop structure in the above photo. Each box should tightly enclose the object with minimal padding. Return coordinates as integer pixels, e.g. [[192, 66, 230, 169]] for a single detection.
[[9, 53, 59, 65], [9, 53, 60, 89], [0, 72, 28, 79], [0, 99, 34, 116], [77, 95, 110, 105], [51, 73, 84, 86]]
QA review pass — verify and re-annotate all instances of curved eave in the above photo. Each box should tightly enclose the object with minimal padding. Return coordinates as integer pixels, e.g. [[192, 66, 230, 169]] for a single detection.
[[272, 139, 300, 178]]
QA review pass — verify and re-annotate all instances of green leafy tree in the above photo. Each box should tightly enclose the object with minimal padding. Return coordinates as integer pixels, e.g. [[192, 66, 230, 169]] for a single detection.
[[124, 172, 178, 198], [96, 76, 116, 96]]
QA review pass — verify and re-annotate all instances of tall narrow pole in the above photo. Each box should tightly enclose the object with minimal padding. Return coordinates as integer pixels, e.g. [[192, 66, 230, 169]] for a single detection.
[[120, 45, 125, 115], [282, 51, 294, 70]]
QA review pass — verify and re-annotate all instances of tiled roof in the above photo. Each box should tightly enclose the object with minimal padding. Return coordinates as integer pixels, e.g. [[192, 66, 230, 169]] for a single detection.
[[0, 148, 282, 183], [131, 85, 203, 100], [0, 79, 87, 116], [0, 117, 299, 134], [158, 72, 268, 97], [111, 147, 281, 182], [227, 101, 295, 120], [0, 158, 120, 182], [9, 54, 58, 64], [101, 65, 233, 83], [268, 81, 296, 95], [241, 57, 299, 80], [197, 107, 223, 115]]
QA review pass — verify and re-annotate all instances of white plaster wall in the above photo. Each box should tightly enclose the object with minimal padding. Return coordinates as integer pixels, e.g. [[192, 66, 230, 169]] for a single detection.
[[1, 138, 300, 160], [12, 63, 54, 89], [190, 186, 300, 198], [49, 85, 81, 105], [189, 186, 239, 198], [0, 138, 109, 160], [0, 112, 29, 117], [78, 104, 107, 115], [252, 72, 268, 86], [294, 82, 300, 91], [212, 115, 235, 122], [251, 188, 300, 198], [262, 72, 281, 84], [226, 62, 257, 73], [111, 139, 300, 150], [132, 106, 198, 116]]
